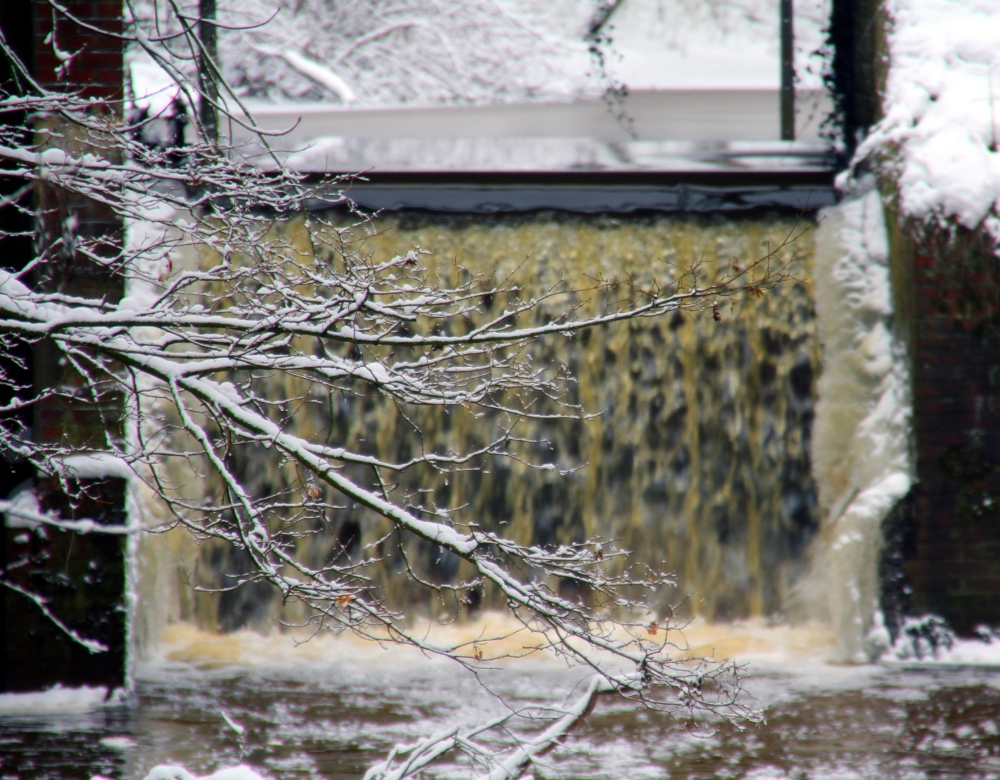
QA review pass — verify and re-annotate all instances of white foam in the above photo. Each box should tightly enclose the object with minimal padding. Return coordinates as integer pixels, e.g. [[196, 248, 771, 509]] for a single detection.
[[145, 613, 567, 671], [140, 613, 896, 706], [99, 736, 137, 750]]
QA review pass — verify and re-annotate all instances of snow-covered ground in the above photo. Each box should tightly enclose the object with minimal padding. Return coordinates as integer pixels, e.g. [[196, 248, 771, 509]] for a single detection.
[[126, 0, 834, 170]]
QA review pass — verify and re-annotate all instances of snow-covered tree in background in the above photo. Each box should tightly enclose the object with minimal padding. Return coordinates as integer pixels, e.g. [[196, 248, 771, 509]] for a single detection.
[[128, 0, 595, 107], [127, 0, 831, 109], [0, 1, 816, 776]]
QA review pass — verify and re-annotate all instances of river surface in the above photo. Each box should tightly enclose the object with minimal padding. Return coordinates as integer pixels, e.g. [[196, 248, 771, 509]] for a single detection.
[[5, 622, 1000, 780]]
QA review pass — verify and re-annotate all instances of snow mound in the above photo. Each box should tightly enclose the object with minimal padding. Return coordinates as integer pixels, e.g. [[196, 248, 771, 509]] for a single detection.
[[142, 765, 269, 780], [0, 685, 113, 714], [886, 615, 1000, 665], [856, 0, 1000, 240]]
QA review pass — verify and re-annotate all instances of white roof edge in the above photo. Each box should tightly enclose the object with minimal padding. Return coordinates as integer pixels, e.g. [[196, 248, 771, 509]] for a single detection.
[[224, 89, 834, 174], [237, 87, 808, 117]]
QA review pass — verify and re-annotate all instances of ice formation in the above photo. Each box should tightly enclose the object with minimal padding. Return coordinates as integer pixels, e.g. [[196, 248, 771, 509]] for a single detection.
[[808, 180, 913, 662]]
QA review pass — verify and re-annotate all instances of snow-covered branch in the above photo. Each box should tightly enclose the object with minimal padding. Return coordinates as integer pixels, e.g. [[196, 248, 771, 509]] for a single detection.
[[0, 499, 140, 534], [365, 675, 615, 780], [0, 579, 109, 654]]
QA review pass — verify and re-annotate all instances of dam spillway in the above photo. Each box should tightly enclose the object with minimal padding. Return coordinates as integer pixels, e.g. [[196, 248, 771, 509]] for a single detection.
[[134, 209, 830, 647]]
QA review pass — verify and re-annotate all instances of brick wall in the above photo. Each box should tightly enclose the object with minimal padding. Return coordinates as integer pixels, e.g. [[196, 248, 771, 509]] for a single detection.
[[830, 0, 1000, 637], [33, 0, 123, 100], [903, 225, 1000, 633], [31, 0, 125, 456]]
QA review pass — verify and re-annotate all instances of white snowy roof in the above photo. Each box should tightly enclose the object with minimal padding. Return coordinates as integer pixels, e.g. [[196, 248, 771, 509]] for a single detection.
[[237, 89, 833, 174]]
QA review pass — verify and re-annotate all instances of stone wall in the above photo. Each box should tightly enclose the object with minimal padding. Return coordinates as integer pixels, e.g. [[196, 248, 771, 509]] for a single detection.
[[830, 0, 1000, 637]]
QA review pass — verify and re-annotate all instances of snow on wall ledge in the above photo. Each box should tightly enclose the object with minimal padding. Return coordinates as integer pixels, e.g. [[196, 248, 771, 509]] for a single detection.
[[854, 0, 1000, 241]]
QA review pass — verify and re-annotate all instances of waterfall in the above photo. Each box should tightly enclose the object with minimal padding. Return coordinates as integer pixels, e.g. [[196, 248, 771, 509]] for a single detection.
[[133, 211, 824, 648], [802, 181, 914, 662], [129, 203, 913, 661]]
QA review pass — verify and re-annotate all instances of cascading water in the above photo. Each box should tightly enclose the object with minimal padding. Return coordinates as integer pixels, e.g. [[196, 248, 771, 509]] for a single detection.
[[130, 200, 912, 663]]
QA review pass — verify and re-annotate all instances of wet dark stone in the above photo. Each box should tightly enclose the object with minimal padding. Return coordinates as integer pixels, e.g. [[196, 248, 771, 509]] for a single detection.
[[790, 356, 814, 399]]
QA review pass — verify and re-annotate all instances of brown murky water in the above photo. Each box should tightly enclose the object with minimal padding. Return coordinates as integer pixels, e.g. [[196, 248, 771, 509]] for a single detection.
[[5, 655, 1000, 780]]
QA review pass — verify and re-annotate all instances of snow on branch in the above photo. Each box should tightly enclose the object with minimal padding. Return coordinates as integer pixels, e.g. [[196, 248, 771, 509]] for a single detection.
[[365, 675, 616, 780], [1, 495, 141, 534], [250, 46, 356, 104], [0, 579, 109, 654]]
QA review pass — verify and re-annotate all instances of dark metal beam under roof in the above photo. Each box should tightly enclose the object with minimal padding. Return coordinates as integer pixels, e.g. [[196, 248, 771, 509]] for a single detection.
[[307, 171, 837, 214]]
